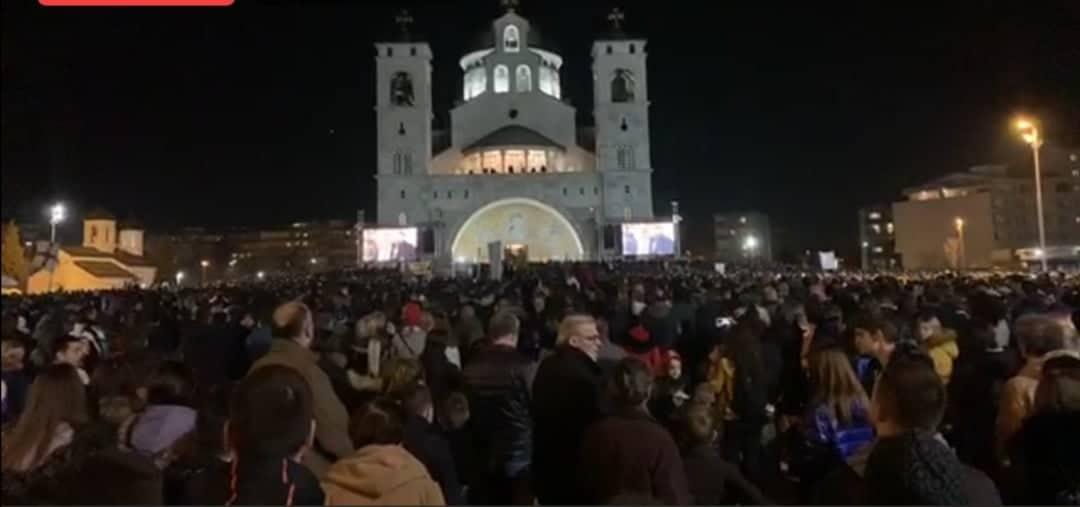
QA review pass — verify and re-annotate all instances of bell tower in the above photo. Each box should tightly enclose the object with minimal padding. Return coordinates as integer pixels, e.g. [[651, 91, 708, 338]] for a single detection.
[[593, 8, 653, 220], [375, 10, 433, 177]]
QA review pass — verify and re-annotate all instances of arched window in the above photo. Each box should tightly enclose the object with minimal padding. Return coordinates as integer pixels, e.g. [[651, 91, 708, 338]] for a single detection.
[[612, 69, 634, 103], [539, 66, 559, 97], [390, 72, 414, 106], [515, 65, 532, 92], [494, 65, 510, 93], [398, 212, 407, 226], [503, 25, 520, 52], [465, 67, 487, 100]]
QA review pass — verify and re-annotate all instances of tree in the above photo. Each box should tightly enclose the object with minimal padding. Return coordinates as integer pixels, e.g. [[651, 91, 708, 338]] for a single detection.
[[1, 220, 29, 284]]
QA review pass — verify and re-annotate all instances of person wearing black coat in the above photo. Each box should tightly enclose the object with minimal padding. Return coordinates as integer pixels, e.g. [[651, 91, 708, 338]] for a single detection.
[[402, 384, 465, 505], [462, 312, 536, 505], [679, 404, 771, 505], [532, 314, 608, 505]]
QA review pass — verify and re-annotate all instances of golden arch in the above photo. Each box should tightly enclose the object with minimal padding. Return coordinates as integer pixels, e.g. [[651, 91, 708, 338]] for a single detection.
[[450, 198, 585, 262]]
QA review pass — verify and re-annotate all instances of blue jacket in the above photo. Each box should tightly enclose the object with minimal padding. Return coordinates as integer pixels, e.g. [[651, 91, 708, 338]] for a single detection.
[[804, 401, 875, 460]]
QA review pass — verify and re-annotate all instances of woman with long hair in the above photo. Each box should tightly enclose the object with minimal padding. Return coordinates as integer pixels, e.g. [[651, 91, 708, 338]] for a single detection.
[[798, 346, 875, 499], [1, 364, 89, 473]]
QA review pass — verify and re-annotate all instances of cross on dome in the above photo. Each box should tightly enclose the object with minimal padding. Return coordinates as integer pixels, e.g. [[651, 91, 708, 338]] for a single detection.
[[394, 9, 413, 36], [608, 7, 625, 32]]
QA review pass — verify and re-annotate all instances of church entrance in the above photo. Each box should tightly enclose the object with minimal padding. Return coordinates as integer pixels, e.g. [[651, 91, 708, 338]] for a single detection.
[[450, 198, 585, 263]]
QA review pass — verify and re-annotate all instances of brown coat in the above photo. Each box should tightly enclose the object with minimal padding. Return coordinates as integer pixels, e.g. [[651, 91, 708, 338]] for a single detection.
[[578, 408, 692, 505], [995, 358, 1042, 463], [322, 444, 445, 506], [249, 339, 353, 478]]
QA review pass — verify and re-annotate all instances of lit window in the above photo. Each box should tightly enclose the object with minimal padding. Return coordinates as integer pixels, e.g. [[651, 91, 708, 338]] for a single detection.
[[482, 150, 502, 173], [868, 212, 882, 220], [494, 65, 510, 93], [515, 65, 532, 92], [739, 216, 747, 224], [871, 224, 881, 234], [1072, 169, 1079, 177], [503, 25, 520, 52], [886, 222, 894, 234], [623, 207, 632, 220], [464, 67, 487, 100], [873, 246, 884, 253], [504, 150, 525, 173], [538, 66, 559, 98], [527, 150, 546, 172], [616, 146, 634, 170]]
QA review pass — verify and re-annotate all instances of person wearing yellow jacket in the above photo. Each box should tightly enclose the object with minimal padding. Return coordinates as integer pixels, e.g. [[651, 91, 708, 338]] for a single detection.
[[917, 315, 959, 385]]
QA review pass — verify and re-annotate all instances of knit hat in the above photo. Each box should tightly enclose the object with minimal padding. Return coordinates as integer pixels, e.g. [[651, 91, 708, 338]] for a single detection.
[[402, 302, 423, 328], [864, 431, 968, 505]]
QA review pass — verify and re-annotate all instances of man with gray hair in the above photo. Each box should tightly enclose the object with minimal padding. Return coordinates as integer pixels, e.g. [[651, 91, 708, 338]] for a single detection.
[[532, 313, 608, 505]]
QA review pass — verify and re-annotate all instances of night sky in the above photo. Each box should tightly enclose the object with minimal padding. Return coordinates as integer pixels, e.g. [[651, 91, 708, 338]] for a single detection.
[[3, 0, 1078, 259]]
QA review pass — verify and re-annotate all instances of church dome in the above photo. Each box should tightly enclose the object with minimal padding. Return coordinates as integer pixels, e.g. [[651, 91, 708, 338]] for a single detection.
[[467, 22, 558, 54]]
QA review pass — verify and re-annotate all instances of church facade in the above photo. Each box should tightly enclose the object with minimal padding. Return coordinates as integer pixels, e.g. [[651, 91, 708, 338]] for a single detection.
[[374, 5, 654, 263]]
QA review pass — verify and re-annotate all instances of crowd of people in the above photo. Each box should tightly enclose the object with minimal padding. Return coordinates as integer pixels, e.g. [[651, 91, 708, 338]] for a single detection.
[[1, 262, 1078, 505]]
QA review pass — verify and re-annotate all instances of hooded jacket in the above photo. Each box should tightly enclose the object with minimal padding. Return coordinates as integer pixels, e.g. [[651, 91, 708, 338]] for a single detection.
[[925, 330, 960, 384], [322, 445, 445, 506]]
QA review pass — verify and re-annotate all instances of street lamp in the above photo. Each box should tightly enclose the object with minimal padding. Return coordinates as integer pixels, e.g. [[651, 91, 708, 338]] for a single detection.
[[200, 260, 210, 286], [1016, 117, 1048, 272], [743, 235, 759, 260], [175, 271, 185, 286], [256, 271, 265, 280], [954, 217, 965, 269], [48, 203, 66, 243]]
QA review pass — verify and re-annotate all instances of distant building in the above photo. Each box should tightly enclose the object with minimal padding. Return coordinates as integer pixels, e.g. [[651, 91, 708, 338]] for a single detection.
[[858, 205, 899, 270], [713, 211, 772, 263], [893, 148, 1080, 270], [145, 220, 357, 283], [26, 209, 156, 293]]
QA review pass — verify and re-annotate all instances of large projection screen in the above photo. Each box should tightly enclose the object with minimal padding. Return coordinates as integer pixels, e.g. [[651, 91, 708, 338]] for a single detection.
[[362, 227, 419, 262], [621, 222, 676, 256]]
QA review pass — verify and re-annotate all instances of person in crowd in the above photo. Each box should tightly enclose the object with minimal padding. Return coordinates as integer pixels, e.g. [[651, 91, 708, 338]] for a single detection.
[[799, 345, 875, 497], [419, 318, 463, 411], [851, 313, 900, 394], [532, 313, 608, 505], [249, 301, 353, 478], [679, 403, 770, 505], [197, 365, 325, 505], [1, 335, 30, 423], [996, 314, 1067, 465], [462, 311, 535, 505], [402, 383, 464, 505], [861, 353, 1000, 505], [578, 357, 691, 505], [120, 360, 198, 469], [439, 391, 474, 493], [650, 350, 690, 430], [322, 398, 445, 505], [916, 313, 959, 384], [594, 316, 628, 375], [624, 321, 665, 375], [51, 334, 90, 385], [1009, 349, 1080, 505], [711, 317, 770, 482], [164, 384, 232, 505], [2, 364, 164, 504], [454, 304, 485, 359], [394, 301, 428, 360]]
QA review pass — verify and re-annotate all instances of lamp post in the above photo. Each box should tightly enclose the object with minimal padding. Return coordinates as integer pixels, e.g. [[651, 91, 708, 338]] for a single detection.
[[954, 217, 965, 269], [200, 260, 210, 286], [671, 201, 681, 259], [1016, 118, 1047, 272], [175, 271, 185, 288], [46, 203, 66, 292], [743, 234, 759, 263]]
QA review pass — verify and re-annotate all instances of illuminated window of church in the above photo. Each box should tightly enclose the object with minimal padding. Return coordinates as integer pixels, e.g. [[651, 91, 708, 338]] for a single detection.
[[504, 150, 526, 173], [465, 67, 487, 100], [516, 65, 532, 92], [494, 65, 510, 93], [482, 150, 502, 173], [539, 66, 555, 96], [462, 153, 481, 174], [503, 25, 520, 52], [527, 150, 546, 172]]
